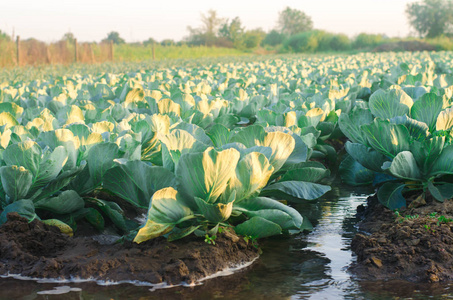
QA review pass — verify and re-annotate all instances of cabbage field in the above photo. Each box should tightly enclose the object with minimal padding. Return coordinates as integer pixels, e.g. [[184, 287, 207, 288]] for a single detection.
[[0, 51, 452, 254]]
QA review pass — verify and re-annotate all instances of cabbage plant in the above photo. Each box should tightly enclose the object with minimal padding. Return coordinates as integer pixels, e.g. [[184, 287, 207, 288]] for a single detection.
[[0, 141, 86, 225], [340, 89, 453, 209], [133, 147, 312, 243]]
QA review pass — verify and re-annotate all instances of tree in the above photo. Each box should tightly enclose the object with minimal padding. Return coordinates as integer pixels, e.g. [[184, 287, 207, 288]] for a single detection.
[[406, 0, 453, 38], [277, 7, 313, 36], [186, 10, 225, 46], [201, 10, 225, 37], [353, 33, 385, 49], [219, 17, 244, 42], [284, 31, 319, 53], [328, 33, 351, 51], [219, 17, 245, 48], [143, 37, 157, 46], [243, 29, 266, 49], [263, 30, 286, 46], [185, 29, 208, 46], [102, 31, 125, 44], [0, 30, 11, 42], [61, 32, 75, 43], [160, 39, 175, 46]]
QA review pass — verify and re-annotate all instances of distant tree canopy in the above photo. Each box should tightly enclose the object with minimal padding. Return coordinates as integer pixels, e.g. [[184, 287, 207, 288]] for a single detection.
[[263, 30, 286, 46], [61, 32, 75, 43], [243, 29, 266, 49], [353, 33, 386, 49], [185, 11, 263, 49], [102, 31, 125, 44], [160, 39, 175, 46], [284, 30, 352, 53], [143, 37, 157, 46], [201, 10, 225, 37], [217, 17, 265, 49], [0, 30, 11, 42], [277, 7, 313, 36], [187, 10, 225, 46], [219, 17, 245, 47], [406, 0, 453, 38]]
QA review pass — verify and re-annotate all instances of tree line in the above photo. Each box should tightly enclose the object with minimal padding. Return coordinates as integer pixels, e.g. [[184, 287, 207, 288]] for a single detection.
[[1, 0, 452, 53], [103, 0, 453, 51]]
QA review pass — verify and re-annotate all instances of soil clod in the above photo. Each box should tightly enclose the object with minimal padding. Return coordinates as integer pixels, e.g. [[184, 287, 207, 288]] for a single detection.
[[350, 195, 453, 282], [0, 213, 259, 285]]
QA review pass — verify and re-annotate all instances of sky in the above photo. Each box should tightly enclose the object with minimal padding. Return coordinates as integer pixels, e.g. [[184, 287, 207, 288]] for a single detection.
[[1, 0, 415, 43]]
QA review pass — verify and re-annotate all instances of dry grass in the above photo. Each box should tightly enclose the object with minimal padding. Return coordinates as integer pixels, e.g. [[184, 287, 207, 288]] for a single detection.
[[0, 39, 113, 67], [0, 39, 245, 68]]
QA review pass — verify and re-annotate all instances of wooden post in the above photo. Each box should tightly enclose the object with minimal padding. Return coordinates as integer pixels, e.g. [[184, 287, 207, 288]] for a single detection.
[[46, 45, 51, 64], [89, 43, 95, 63], [152, 43, 155, 60], [110, 40, 114, 61], [74, 38, 78, 63], [16, 36, 20, 66]]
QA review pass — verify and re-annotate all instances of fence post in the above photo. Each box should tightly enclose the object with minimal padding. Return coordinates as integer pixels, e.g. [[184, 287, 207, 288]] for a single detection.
[[110, 40, 114, 61], [16, 36, 20, 66], [46, 45, 51, 64], [74, 38, 78, 63], [89, 43, 95, 63], [152, 43, 155, 60]]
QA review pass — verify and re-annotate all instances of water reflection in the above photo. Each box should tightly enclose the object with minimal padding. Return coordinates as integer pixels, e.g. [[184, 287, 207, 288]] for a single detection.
[[293, 189, 369, 300], [2, 183, 453, 299]]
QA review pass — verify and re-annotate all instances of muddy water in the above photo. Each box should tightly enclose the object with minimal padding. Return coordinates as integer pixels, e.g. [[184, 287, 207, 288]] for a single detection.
[[2, 184, 453, 300]]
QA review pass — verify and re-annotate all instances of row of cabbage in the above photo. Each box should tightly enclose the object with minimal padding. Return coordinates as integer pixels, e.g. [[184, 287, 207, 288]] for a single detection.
[[0, 52, 452, 242], [337, 52, 453, 210], [339, 89, 453, 209]]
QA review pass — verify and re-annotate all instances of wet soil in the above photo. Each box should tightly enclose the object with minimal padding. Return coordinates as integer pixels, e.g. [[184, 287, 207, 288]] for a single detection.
[[350, 194, 453, 283], [0, 213, 259, 285]]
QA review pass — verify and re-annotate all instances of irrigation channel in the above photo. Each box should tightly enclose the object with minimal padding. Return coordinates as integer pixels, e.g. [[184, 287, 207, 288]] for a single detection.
[[1, 182, 453, 299]]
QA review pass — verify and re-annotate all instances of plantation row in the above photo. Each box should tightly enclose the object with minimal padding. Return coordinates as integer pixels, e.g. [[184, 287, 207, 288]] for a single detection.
[[0, 52, 452, 242]]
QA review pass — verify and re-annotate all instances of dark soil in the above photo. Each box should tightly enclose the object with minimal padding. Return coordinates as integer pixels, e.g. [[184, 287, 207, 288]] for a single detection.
[[0, 213, 259, 285], [323, 137, 346, 154], [350, 194, 453, 283]]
